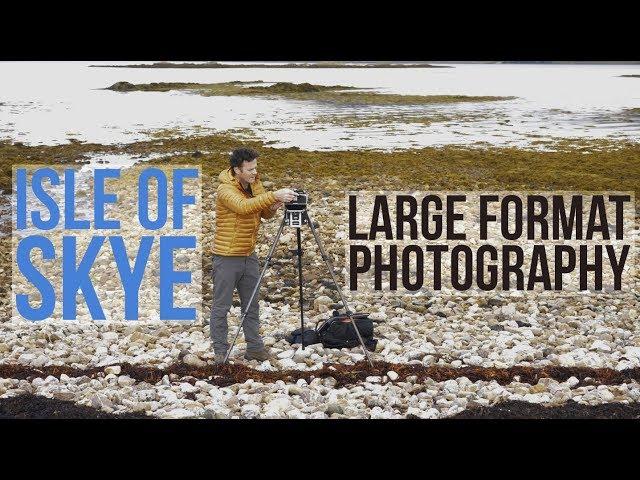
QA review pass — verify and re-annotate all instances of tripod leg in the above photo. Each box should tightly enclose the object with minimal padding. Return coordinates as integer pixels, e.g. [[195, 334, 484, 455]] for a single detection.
[[306, 212, 374, 367], [223, 216, 286, 364], [296, 227, 305, 349]]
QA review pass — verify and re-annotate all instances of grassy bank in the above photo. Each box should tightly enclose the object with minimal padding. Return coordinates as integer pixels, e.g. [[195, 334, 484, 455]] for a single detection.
[[105, 81, 516, 106]]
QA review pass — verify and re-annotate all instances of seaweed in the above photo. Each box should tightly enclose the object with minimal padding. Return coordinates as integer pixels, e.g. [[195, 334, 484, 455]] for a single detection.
[[103, 81, 516, 106]]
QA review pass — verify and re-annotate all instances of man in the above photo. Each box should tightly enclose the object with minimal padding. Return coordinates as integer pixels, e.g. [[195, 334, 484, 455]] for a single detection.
[[211, 147, 297, 362]]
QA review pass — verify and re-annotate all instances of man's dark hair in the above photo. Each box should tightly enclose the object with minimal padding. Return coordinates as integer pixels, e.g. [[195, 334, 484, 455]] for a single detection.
[[230, 147, 259, 174]]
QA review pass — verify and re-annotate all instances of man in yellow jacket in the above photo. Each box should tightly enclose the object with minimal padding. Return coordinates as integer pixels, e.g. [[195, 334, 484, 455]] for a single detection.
[[212, 148, 297, 362]]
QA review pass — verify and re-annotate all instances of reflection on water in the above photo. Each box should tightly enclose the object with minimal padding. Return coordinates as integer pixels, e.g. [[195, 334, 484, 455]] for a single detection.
[[0, 62, 639, 150]]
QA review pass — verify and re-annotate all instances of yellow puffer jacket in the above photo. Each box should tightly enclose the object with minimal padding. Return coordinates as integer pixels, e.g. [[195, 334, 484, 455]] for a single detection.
[[213, 167, 277, 256]]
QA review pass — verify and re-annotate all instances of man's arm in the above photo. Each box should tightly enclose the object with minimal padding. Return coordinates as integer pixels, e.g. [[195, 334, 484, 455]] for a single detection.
[[261, 206, 277, 219], [218, 184, 276, 215], [261, 201, 284, 219]]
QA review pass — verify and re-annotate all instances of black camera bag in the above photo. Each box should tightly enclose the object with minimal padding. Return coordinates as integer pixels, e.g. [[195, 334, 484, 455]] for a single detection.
[[315, 311, 377, 351], [285, 327, 320, 346]]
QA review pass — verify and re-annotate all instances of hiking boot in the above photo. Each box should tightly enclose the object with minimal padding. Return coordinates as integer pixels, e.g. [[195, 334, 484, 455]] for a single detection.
[[213, 354, 226, 364], [244, 348, 271, 362]]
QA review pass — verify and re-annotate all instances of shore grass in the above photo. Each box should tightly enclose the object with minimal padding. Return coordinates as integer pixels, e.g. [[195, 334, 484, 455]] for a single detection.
[[105, 81, 516, 106]]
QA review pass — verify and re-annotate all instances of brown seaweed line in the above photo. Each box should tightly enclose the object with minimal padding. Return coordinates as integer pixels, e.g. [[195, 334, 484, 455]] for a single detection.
[[2, 361, 640, 388]]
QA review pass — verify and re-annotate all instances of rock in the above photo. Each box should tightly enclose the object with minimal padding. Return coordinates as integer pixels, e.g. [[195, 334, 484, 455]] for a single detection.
[[599, 390, 615, 402], [565, 377, 580, 388], [265, 397, 291, 415], [104, 366, 121, 375], [625, 347, 640, 359], [325, 403, 344, 415], [558, 354, 576, 367], [183, 354, 207, 367], [502, 343, 536, 363], [52, 391, 75, 401], [323, 377, 337, 388], [590, 340, 611, 352], [369, 311, 388, 321], [387, 371, 399, 381], [465, 355, 483, 366], [277, 350, 295, 359], [18, 353, 36, 363], [288, 385, 304, 396], [117, 375, 136, 387], [424, 408, 440, 419], [180, 382, 199, 394], [293, 347, 311, 362], [529, 383, 547, 394], [443, 380, 459, 394], [91, 393, 114, 410], [241, 404, 261, 419], [130, 402, 152, 413], [102, 332, 119, 342], [165, 408, 196, 419], [313, 295, 334, 313]]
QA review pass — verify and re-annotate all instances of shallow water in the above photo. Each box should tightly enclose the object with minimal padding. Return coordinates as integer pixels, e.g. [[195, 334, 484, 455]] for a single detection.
[[0, 62, 639, 150]]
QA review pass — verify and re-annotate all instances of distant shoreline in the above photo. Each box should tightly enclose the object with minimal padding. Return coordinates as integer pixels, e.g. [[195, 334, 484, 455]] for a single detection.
[[88, 61, 640, 69], [89, 61, 453, 69]]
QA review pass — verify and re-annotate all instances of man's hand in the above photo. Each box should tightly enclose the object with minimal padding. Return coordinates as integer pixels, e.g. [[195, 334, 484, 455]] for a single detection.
[[274, 188, 298, 203], [270, 201, 284, 211]]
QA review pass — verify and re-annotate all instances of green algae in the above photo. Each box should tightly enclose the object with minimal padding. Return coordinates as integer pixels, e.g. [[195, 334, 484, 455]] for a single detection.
[[104, 81, 516, 106], [2, 134, 638, 198], [96, 133, 640, 198], [106, 82, 204, 92], [306, 111, 496, 128]]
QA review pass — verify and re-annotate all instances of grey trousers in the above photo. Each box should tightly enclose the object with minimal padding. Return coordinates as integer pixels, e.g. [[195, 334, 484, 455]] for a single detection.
[[210, 253, 265, 355]]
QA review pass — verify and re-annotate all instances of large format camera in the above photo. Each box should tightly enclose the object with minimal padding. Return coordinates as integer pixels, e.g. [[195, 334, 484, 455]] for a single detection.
[[284, 189, 309, 227], [284, 189, 308, 210]]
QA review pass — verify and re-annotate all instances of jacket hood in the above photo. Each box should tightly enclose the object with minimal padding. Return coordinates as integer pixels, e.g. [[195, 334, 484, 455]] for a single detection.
[[219, 167, 237, 185]]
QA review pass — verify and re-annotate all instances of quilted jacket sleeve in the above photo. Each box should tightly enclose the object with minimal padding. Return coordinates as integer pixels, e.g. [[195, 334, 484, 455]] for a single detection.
[[260, 205, 277, 219], [218, 184, 276, 215]]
